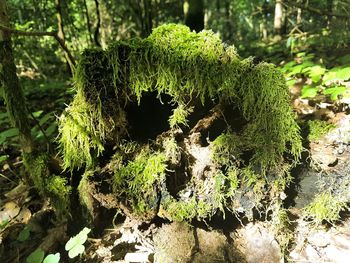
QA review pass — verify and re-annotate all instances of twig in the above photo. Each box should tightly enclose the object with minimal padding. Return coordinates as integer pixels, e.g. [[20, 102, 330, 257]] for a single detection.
[[283, 0, 350, 19], [0, 23, 76, 68]]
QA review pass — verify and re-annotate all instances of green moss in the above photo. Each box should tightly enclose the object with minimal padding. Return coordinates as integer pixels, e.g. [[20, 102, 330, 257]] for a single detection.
[[271, 206, 293, 257], [113, 148, 167, 218], [240, 63, 302, 171], [169, 104, 193, 129], [160, 169, 240, 222], [24, 152, 49, 191], [211, 131, 242, 166], [162, 137, 181, 164], [303, 191, 348, 225], [308, 120, 336, 142], [24, 153, 71, 219], [45, 175, 71, 219], [78, 171, 94, 218]]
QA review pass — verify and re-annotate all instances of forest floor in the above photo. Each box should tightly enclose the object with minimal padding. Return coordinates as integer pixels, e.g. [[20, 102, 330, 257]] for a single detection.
[[1, 58, 350, 262]]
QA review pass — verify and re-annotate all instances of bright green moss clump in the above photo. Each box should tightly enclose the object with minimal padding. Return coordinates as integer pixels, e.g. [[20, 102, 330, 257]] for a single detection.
[[24, 153, 71, 219], [303, 191, 348, 225], [308, 120, 335, 142], [113, 147, 167, 218]]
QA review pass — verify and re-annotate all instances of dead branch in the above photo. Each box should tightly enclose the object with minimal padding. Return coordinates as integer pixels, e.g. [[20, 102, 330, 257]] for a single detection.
[[283, 0, 350, 19], [0, 23, 76, 68]]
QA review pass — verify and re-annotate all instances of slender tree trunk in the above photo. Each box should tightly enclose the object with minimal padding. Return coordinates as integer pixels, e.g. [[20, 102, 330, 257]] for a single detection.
[[83, 0, 93, 44], [326, 0, 333, 27], [141, 0, 153, 37], [184, 0, 204, 32], [55, 0, 74, 73], [93, 0, 101, 46], [297, 8, 302, 25], [224, 0, 232, 40], [274, 0, 284, 36], [0, 0, 34, 179]]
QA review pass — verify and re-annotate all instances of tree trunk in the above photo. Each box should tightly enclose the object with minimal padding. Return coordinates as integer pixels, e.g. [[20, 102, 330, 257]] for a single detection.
[[83, 0, 93, 44], [326, 0, 333, 27], [0, 0, 34, 178], [55, 0, 74, 73], [93, 0, 101, 47], [141, 0, 153, 38], [184, 0, 204, 32], [297, 8, 302, 25], [274, 0, 284, 36]]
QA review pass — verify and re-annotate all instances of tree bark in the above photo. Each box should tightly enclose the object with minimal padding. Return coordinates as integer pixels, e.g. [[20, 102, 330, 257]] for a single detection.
[[0, 0, 34, 168], [83, 0, 93, 44], [184, 0, 204, 32], [93, 0, 101, 47], [274, 0, 284, 36], [55, 0, 75, 73], [141, 0, 153, 37]]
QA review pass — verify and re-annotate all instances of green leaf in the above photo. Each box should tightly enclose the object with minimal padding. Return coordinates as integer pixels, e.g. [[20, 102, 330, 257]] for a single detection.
[[287, 61, 314, 76], [296, 52, 306, 58], [323, 86, 347, 101], [43, 253, 60, 263], [0, 128, 19, 141], [286, 79, 297, 87], [68, 244, 85, 259], [301, 86, 318, 98], [39, 113, 54, 126], [280, 61, 296, 73], [26, 249, 45, 263], [286, 64, 304, 76], [0, 155, 9, 164], [335, 67, 350, 80], [65, 227, 91, 258], [336, 54, 350, 64], [32, 110, 44, 118], [323, 71, 337, 83], [303, 65, 326, 83], [0, 219, 9, 229], [45, 122, 58, 137], [286, 37, 294, 48], [0, 112, 9, 121], [17, 226, 30, 242]]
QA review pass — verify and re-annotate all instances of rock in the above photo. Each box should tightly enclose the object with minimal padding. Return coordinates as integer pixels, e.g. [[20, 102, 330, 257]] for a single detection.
[[308, 231, 330, 247], [294, 169, 320, 209], [192, 229, 245, 263], [153, 222, 195, 263], [153, 222, 245, 263], [232, 223, 281, 263], [324, 245, 350, 263], [124, 252, 151, 263], [290, 218, 350, 263], [310, 142, 338, 169]]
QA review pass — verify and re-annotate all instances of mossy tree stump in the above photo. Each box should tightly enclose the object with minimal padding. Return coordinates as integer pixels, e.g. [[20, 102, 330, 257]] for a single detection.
[[58, 24, 302, 223]]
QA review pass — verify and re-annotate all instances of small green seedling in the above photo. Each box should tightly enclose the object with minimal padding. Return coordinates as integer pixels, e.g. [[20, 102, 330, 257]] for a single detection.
[[65, 227, 91, 258], [42, 253, 60, 263], [26, 249, 60, 263]]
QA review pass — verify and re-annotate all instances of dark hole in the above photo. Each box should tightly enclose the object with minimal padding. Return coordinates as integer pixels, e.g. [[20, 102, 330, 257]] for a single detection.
[[126, 92, 174, 142]]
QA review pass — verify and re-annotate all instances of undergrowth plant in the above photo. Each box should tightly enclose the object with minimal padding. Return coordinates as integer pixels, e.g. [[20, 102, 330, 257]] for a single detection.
[[281, 52, 350, 101]]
